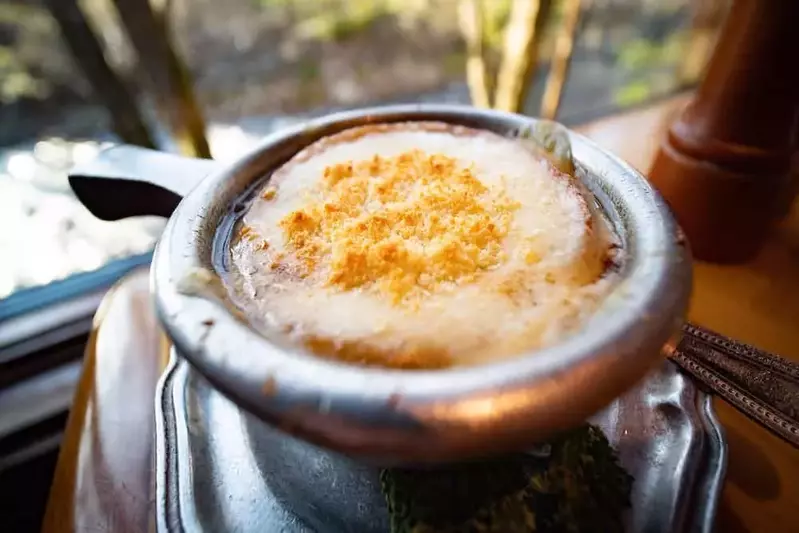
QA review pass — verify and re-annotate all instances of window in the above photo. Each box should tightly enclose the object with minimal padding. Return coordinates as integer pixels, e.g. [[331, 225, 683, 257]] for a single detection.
[[1, 0, 723, 316]]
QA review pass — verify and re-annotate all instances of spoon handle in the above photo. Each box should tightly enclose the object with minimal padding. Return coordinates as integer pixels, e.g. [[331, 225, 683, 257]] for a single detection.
[[668, 323, 799, 448]]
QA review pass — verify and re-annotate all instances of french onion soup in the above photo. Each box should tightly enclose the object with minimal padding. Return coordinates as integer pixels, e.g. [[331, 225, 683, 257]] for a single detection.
[[224, 122, 621, 369]]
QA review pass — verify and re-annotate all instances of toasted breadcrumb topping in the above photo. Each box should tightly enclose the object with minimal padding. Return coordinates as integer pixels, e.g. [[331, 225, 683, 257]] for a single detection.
[[278, 149, 520, 304]]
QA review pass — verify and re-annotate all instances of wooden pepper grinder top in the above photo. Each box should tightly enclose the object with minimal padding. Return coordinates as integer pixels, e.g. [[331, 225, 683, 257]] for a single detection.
[[649, 0, 799, 264]]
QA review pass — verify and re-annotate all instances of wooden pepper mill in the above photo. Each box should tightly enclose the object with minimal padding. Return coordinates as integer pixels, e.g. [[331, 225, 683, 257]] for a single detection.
[[649, 0, 799, 264]]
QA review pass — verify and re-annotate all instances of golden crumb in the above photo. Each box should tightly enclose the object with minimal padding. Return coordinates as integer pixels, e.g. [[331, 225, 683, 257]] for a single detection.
[[278, 149, 520, 304], [238, 225, 259, 241], [261, 186, 277, 200]]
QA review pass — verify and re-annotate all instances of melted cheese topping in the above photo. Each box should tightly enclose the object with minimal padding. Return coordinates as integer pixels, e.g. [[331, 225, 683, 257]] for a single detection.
[[279, 150, 521, 304], [226, 122, 619, 369]]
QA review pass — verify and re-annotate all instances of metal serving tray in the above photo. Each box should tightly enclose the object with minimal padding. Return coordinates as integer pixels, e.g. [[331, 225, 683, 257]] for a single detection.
[[155, 352, 726, 533]]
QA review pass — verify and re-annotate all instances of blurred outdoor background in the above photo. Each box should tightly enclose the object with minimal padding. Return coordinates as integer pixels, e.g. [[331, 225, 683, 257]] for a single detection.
[[0, 0, 729, 311]]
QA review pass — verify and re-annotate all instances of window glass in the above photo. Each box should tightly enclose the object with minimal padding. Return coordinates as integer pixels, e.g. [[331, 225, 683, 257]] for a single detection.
[[0, 0, 723, 312]]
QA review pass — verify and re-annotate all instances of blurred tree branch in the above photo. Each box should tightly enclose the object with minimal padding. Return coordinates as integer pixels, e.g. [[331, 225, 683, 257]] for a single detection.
[[458, 0, 555, 114], [493, 0, 552, 112], [111, 0, 211, 158], [540, 0, 585, 119], [457, 0, 491, 108], [43, 0, 156, 148]]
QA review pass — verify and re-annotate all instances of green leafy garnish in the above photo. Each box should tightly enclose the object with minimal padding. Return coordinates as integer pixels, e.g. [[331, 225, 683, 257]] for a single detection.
[[380, 424, 633, 533]]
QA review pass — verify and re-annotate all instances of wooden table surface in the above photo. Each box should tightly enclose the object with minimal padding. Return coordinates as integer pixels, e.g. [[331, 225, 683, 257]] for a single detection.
[[43, 94, 799, 532]]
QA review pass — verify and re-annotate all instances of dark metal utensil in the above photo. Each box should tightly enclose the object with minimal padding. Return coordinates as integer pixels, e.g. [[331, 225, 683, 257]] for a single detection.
[[669, 323, 799, 448]]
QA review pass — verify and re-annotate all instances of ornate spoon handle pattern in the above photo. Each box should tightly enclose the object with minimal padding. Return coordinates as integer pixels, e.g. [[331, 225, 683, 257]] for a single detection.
[[668, 323, 799, 448]]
